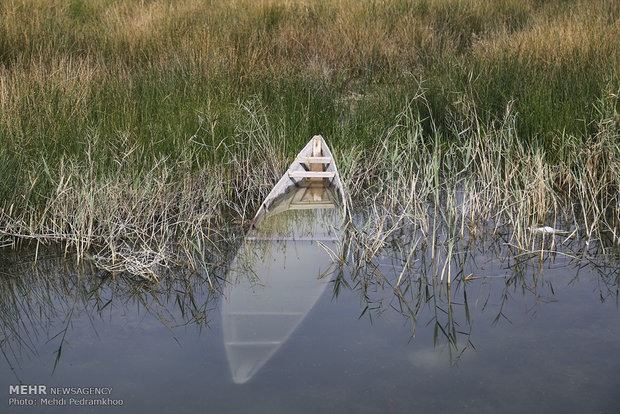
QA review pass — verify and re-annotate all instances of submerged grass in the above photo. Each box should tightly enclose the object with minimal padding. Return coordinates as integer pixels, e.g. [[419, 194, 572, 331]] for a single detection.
[[3, 238, 617, 376], [0, 0, 619, 279]]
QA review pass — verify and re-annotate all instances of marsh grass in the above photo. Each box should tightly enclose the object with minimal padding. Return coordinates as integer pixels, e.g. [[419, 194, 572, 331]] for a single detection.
[[340, 87, 619, 289], [0, 86, 618, 280], [0, 0, 619, 279]]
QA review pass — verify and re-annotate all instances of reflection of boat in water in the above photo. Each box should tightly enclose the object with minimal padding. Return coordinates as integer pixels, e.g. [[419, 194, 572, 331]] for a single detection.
[[222, 135, 345, 384]]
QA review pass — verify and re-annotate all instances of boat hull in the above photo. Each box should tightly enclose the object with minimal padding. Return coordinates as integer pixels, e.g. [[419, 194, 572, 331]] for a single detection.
[[222, 185, 341, 384]]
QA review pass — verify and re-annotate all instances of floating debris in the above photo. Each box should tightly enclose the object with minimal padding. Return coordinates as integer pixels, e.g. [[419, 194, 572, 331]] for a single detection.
[[529, 226, 569, 235]]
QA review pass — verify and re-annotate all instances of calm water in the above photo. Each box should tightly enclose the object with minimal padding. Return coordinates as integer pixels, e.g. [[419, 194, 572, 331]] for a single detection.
[[1, 199, 619, 413]]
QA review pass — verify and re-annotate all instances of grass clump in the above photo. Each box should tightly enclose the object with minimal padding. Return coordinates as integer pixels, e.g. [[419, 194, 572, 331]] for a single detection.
[[340, 87, 619, 290]]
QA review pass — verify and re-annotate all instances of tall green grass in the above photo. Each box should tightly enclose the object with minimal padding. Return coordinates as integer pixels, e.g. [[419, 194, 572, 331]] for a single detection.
[[0, 0, 618, 277]]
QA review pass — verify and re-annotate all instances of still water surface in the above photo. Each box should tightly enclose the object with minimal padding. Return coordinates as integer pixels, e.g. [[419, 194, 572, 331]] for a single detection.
[[1, 198, 619, 413]]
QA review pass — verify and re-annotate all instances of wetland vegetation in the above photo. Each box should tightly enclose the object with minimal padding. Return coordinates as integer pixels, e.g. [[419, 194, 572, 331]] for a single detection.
[[2, 3, 619, 410], [0, 0, 618, 279]]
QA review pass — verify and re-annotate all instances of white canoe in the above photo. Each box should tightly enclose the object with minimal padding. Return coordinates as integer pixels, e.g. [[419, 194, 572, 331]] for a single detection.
[[249, 135, 346, 230], [222, 135, 345, 384]]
